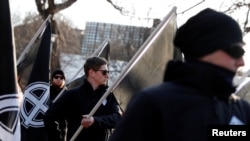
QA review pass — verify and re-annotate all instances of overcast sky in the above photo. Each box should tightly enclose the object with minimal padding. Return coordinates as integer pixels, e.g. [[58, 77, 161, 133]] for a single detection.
[[9, 0, 228, 29], [9, 0, 250, 73]]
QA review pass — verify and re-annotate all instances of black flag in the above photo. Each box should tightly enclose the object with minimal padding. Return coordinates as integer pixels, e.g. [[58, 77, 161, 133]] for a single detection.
[[17, 17, 50, 91], [20, 21, 51, 141], [0, 0, 21, 140], [111, 7, 177, 111]]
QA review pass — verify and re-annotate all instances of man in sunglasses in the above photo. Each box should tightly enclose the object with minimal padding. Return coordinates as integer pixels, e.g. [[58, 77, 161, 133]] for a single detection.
[[50, 69, 66, 102], [44, 57, 121, 141], [109, 8, 250, 141], [47, 69, 67, 141]]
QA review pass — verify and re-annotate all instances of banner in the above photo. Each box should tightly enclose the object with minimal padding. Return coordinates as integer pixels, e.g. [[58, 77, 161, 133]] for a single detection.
[[17, 16, 51, 89], [113, 7, 177, 111], [20, 21, 51, 141], [0, 0, 21, 140]]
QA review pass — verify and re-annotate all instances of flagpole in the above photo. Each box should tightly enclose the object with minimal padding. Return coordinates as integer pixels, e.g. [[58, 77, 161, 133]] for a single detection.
[[17, 15, 51, 65], [70, 6, 177, 141], [234, 69, 250, 86]]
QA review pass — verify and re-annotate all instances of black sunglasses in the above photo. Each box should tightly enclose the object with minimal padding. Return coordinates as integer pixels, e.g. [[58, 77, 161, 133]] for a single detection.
[[54, 75, 64, 79], [222, 45, 245, 59], [96, 70, 110, 75]]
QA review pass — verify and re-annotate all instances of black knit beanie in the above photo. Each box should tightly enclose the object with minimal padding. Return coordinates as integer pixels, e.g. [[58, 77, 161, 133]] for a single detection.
[[174, 8, 244, 61], [51, 69, 65, 80]]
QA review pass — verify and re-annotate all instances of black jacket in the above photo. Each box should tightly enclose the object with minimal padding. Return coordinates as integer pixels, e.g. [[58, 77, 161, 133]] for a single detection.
[[44, 78, 121, 141], [46, 85, 67, 141], [49, 85, 66, 102], [109, 61, 250, 141]]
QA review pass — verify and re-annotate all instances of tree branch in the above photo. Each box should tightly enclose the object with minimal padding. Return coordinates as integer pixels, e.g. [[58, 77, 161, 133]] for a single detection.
[[106, 0, 123, 13], [53, 0, 77, 13], [177, 0, 205, 14]]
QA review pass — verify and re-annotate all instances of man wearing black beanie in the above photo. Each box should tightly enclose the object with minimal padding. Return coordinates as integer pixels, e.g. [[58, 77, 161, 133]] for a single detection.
[[109, 8, 250, 141], [46, 69, 67, 141], [174, 8, 245, 62]]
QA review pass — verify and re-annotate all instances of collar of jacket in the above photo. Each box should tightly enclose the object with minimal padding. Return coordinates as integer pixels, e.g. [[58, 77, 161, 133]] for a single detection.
[[164, 60, 236, 99], [82, 78, 108, 94], [50, 85, 65, 93]]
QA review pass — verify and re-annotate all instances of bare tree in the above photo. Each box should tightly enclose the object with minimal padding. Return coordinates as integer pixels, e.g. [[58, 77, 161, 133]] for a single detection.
[[14, 13, 81, 90], [223, 0, 250, 33], [14, 14, 43, 59], [107, 0, 250, 33], [35, 0, 77, 71]]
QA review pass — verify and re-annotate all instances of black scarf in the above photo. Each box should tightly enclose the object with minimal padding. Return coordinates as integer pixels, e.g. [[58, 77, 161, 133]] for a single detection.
[[164, 60, 236, 99]]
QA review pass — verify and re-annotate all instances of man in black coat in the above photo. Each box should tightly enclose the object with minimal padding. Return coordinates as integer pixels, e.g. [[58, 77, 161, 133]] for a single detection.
[[108, 8, 250, 141], [47, 69, 67, 141], [44, 57, 121, 141]]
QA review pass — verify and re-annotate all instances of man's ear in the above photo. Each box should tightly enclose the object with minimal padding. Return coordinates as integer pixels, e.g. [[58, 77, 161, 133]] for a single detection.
[[88, 69, 95, 77]]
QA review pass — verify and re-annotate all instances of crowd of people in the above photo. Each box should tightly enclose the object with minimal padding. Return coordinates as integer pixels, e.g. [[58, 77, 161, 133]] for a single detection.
[[41, 8, 250, 141]]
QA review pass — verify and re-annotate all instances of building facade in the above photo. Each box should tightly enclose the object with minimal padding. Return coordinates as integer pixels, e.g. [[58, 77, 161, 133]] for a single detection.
[[81, 22, 151, 61]]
